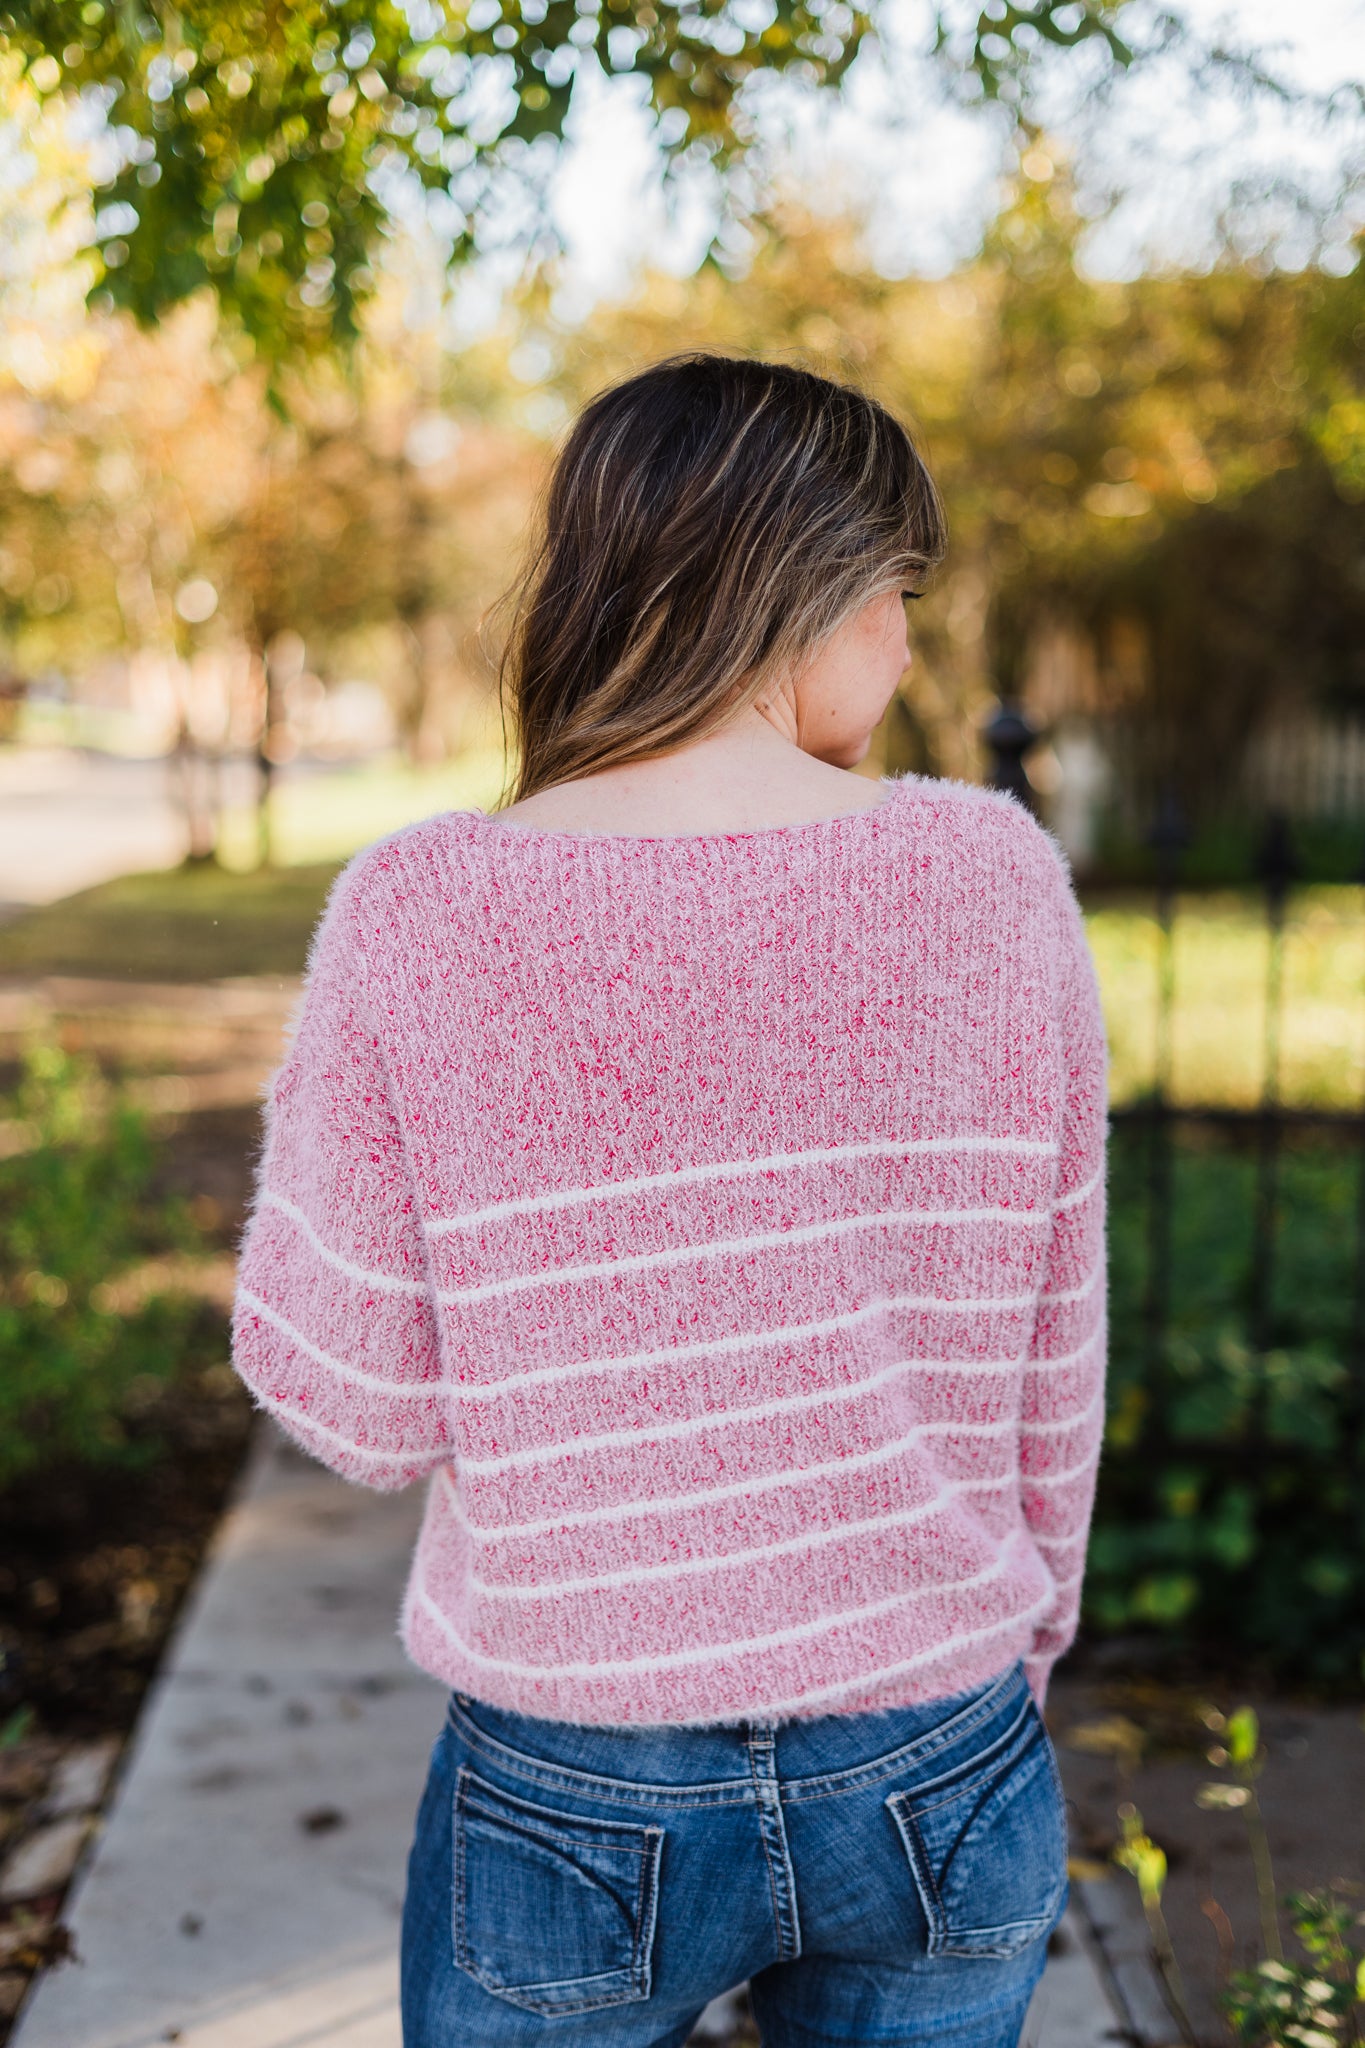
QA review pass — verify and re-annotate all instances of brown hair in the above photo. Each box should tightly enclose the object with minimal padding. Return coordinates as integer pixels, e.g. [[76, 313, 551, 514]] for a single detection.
[[495, 353, 946, 804]]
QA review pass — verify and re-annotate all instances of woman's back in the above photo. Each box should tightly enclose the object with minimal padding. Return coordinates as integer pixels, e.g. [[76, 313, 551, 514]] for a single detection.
[[231, 768, 1106, 1728], [232, 354, 1109, 2046]]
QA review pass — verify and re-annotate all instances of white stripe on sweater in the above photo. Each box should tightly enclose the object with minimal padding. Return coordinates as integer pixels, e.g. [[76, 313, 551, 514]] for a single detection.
[[236, 1287, 445, 1402], [256, 1163, 1098, 1311], [1023, 1437, 1105, 1488], [458, 1378, 1019, 1479], [453, 1294, 1017, 1401], [425, 1134, 1061, 1234], [258, 1190, 428, 1296], [239, 1282, 1101, 1408], [244, 1380, 420, 1469], [726, 1595, 1056, 1721], [457, 1311, 1107, 1403], [1052, 1165, 1105, 1213], [1019, 1382, 1107, 1435], [415, 1532, 1031, 1680], [1038, 1264, 1104, 1306], [1029, 1317, 1106, 1375], [466, 1474, 1010, 1600], [438, 1204, 1054, 1307], [446, 1419, 1014, 1541]]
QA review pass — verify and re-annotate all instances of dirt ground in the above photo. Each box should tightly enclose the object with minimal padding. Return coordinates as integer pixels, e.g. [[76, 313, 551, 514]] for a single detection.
[[1047, 1668, 1365, 2045], [0, 1087, 260, 2033], [0, 926, 284, 2033]]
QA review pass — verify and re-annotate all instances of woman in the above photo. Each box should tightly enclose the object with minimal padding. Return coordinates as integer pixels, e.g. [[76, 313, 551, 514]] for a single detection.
[[231, 353, 1108, 2047]]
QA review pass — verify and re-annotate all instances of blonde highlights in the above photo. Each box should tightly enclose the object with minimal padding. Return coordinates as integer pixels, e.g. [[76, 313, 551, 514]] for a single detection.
[[496, 354, 946, 804]]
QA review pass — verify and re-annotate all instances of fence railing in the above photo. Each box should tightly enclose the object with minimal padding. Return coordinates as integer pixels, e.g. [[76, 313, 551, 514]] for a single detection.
[[1129, 792, 1365, 1373], [985, 708, 1365, 1674]]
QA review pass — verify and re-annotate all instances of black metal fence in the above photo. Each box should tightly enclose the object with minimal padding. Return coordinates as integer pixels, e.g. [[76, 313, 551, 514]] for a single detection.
[[984, 706, 1365, 1676], [1131, 792, 1365, 1377]]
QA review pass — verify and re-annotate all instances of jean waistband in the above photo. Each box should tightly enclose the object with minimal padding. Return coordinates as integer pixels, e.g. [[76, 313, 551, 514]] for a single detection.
[[444, 1660, 1027, 1807]]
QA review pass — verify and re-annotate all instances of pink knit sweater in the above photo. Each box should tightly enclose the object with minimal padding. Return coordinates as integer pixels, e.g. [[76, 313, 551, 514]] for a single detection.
[[231, 771, 1108, 1728]]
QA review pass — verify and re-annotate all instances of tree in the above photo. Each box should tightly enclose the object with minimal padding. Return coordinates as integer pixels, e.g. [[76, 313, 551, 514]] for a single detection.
[[0, 0, 1146, 366], [0, 279, 541, 857], [528, 170, 1364, 811]]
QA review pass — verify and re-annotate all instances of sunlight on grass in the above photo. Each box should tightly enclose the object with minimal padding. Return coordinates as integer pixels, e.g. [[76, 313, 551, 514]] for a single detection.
[[0, 861, 342, 980], [215, 749, 509, 870], [2, 794, 1362, 1112], [1089, 889, 1365, 1111]]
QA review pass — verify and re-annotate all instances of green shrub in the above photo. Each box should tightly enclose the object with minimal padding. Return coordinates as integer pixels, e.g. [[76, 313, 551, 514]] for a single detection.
[[1112, 1712, 1365, 2047], [0, 1043, 214, 1491], [1225, 1891, 1365, 2046], [1087, 1123, 1365, 1682], [1093, 816, 1365, 887]]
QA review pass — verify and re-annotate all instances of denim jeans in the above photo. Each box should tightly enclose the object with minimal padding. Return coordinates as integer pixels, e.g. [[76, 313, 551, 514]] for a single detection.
[[400, 1658, 1069, 2047]]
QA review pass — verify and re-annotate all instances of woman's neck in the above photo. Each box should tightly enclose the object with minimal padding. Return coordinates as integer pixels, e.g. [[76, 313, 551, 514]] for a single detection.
[[494, 711, 887, 838]]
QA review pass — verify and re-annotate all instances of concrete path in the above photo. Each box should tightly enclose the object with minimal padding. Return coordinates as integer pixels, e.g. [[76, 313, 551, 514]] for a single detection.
[[14, 1426, 439, 2048], [0, 750, 188, 918], [15, 1425, 1131, 2048]]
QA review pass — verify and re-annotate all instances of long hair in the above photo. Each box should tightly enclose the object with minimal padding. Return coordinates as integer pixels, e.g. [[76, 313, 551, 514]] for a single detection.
[[495, 353, 946, 804]]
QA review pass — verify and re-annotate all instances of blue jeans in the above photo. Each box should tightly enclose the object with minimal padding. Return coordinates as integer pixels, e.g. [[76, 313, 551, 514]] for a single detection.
[[400, 1658, 1069, 2047]]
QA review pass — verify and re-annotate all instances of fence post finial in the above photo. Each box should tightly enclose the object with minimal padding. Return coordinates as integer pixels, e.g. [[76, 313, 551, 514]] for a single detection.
[[982, 701, 1039, 811]]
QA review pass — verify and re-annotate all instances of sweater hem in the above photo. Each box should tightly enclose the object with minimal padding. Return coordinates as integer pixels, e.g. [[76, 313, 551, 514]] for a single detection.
[[399, 1597, 1049, 1730]]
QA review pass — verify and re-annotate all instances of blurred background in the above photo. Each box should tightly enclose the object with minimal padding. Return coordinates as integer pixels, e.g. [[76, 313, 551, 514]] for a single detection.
[[0, 0, 1363, 2037]]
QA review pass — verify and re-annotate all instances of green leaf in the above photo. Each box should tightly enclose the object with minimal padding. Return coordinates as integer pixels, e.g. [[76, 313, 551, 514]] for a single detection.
[[1132, 1571, 1200, 1624], [1113, 1803, 1168, 1906], [0, 0, 1176, 364], [0, 1705, 35, 1749], [1226, 1707, 1260, 1768]]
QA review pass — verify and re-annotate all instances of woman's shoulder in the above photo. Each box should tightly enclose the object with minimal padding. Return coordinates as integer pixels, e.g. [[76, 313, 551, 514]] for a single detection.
[[321, 777, 1080, 942], [312, 811, 489, 950], [886, 771, 1076, 888]]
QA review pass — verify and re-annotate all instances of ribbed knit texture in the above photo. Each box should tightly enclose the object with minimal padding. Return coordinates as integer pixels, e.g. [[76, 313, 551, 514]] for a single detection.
[[231, 770, 1108, 1728]]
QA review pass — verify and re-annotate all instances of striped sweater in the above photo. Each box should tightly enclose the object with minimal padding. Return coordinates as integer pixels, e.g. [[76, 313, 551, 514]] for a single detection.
[[231, 770, 1109, 1727]]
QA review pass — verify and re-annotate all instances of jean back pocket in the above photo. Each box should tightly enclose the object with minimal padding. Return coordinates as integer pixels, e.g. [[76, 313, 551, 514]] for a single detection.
[[885, 1696, 1069, 1960], [453, 1766, 664, 2015]]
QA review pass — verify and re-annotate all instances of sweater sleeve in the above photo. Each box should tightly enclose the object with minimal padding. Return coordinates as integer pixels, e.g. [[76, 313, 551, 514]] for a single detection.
[[230, 858, 450, 1492], [1019, 847, 1109, 1708]]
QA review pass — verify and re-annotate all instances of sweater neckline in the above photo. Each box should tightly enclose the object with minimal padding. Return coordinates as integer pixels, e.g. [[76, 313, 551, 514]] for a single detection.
[[469, 775, 905, 848]]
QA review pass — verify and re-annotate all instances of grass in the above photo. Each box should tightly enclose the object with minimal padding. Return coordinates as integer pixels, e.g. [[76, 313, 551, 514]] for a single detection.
[[1087, 888, 1365, 1111], [0, 746, 509, 982], [215, 747, 508, 870], [0, 861, 343, 982], [0, 1045, 227, 1489], [3, 852, 1362, 1121]]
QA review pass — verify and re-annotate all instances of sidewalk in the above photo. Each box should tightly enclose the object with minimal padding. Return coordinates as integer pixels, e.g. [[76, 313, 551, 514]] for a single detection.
[[0, 751, 187, 919], [14, 1424, 1131, 2048]]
